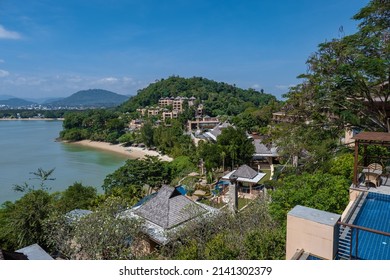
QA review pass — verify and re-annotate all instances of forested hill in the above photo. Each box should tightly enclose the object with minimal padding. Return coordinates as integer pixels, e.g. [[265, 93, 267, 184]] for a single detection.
[[47, 89, 129, 108], [0, 98, 37, 107], [121, 76, 278, 116]]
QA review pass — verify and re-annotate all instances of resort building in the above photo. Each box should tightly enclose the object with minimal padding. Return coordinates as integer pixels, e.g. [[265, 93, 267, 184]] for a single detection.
[[222, 164, 266, 199], [286, 131, 390, 260], [204, 121, 232, 141], [172, 97, 186, 112], [162, 110, 179, 121], [121, 185, 218, 252], [136, 96, 198, 123], [147, 108, 160, 117], [187, 116, 220, 131], [158, 96, 196, 113], [252, 138, 279, 171], [136, 107, 161, 117], [196, 103, 204, 116], [136, 108, 147, 116], [128, 119, 143, 130], [158, 97, 174, 107]]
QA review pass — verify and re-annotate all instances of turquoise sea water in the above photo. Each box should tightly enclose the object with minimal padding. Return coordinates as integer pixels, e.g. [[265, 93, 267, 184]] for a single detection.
[[0, 120, 127, 204]]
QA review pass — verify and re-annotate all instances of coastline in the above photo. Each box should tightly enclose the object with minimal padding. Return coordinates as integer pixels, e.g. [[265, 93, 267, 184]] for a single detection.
[[67, 140, 173, 162], [0, 118, 64, 121]]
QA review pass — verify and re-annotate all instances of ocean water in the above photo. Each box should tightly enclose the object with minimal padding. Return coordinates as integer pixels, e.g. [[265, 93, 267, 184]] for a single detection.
[[0, 120, 127, 204]]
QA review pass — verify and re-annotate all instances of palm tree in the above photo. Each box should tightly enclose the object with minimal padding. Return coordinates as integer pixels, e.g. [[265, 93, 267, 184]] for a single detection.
[[221, 150, 226, 172]]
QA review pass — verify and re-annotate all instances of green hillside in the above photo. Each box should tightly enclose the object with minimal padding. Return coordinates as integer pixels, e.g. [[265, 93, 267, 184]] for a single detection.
[[121, 76, 277, 116]]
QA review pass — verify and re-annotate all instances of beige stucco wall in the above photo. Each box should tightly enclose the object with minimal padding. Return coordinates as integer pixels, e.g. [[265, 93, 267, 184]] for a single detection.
[[286, 215, 339, 260], [349, 188, 362, 201]]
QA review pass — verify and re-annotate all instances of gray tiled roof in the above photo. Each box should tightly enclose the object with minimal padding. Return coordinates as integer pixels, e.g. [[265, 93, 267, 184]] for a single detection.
[[254, 139, 272, 154], [230, 164, 258, 179], [15, 244, 53, 260], [253, 139, 279, 156], [208, 121, 232, 139], [134, 185, 206, 229]]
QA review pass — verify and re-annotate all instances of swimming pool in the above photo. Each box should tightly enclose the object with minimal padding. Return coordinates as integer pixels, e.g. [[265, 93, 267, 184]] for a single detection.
[[351, 192, 390, 259]]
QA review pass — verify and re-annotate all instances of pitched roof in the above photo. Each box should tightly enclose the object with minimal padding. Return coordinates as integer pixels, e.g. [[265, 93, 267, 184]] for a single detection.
[[231, 164, 258, 179], [134, 185, 206, 230], [15, 244, 54, 260], [204, 121, 232, 141], [253, 139, 279, 156], [222, 164, 266, 184]]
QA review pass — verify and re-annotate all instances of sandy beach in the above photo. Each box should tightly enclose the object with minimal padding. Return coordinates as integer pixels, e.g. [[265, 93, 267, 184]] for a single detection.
[[69, 140, 173, 162]]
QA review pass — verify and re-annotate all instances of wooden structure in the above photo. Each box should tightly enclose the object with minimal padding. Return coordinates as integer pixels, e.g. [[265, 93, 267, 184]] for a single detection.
[[363, 164, 382, 187], [352, 132, 390, 187]]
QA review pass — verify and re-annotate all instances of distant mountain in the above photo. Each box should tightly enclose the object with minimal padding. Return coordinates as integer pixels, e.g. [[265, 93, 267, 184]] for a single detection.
[[0, 98, 37, 107], [0, 95, 16, 100], [25, 97, 65, 104], [46, 89, 129, 108], [40, 97, 64, 104]]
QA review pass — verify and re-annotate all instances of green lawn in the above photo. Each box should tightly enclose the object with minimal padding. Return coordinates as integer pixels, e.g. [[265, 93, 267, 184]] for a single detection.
[[259, 169, 271, 183]]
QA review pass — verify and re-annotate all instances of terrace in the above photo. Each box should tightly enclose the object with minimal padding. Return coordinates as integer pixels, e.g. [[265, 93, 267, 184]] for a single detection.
[[351, 132, 390, 193], [339, 132, 390, 259], [286, 132, 390, 260]]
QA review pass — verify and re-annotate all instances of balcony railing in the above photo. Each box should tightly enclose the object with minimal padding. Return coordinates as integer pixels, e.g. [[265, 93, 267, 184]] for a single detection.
[[337, 221, 390, 260]]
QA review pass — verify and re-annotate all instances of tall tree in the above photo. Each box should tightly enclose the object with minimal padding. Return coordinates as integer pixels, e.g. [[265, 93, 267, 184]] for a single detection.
[[56, 182, 98, 213], [139, 120, 154, 147], [5, 190, 54, 249], [102, 156, 171, 197], [217, 127, 255, 168], [284, 0, 390, 132]]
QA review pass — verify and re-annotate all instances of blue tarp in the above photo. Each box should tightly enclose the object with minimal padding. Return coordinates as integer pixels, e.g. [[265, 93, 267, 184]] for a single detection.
[[176, 185, 187, 195]]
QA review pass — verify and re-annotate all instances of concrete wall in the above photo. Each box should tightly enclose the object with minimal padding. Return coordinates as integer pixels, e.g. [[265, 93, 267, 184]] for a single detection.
[[286, 208, 340, 260], [349, 188, 363, 201]]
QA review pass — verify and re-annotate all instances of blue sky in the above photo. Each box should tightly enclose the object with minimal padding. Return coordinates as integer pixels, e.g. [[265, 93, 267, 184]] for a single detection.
[[0, 0, 369, 99]]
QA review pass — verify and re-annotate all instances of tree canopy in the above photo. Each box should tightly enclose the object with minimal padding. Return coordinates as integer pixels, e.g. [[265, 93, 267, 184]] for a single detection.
[[283, 0, 389, 133], [217, 126, 255, 169], [102, 156, 171, 198], [270, 172, 350, 223]]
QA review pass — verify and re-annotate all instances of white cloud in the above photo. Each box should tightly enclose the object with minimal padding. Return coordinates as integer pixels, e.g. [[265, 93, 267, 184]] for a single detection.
[[97, 77, 119, 84], [0, 25, 21, 39], [251, 84, 261, 89], [0, 69, 10, 77], [0, 59, 4, 63], [275, 84, 296, 90]]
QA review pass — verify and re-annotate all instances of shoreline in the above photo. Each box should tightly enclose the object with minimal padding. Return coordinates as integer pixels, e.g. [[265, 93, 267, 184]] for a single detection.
[[0, 118, 64, 121], [67, 140, 173, 162]]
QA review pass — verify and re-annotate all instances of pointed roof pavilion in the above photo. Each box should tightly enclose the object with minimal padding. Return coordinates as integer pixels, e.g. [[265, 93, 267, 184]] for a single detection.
[[134, 185, 206, 230], [222, 164, 266, 184]]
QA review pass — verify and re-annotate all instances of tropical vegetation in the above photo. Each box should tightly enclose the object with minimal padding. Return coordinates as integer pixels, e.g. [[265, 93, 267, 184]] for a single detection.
[[0, 0, 388, 260]]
